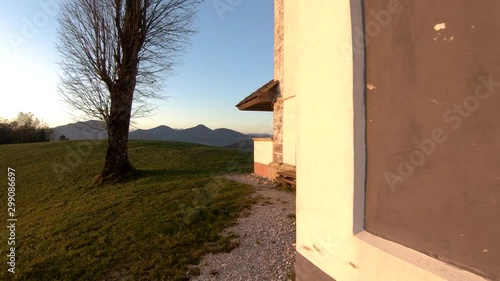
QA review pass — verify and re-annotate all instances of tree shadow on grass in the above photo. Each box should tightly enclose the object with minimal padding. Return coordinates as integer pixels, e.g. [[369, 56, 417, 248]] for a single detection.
[[92, 167, 239, 187], [134, 168, 215, 179]]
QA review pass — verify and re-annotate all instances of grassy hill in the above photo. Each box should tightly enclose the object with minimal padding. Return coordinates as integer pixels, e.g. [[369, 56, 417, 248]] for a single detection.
[[0, 140, 254, 280]]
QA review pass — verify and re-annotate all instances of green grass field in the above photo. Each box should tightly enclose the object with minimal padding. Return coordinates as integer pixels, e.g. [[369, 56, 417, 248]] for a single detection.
[[0, 140, 255, 280]]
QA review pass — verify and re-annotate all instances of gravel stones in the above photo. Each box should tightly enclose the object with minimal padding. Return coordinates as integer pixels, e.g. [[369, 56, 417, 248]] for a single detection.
[[190, 174, 296, 281]]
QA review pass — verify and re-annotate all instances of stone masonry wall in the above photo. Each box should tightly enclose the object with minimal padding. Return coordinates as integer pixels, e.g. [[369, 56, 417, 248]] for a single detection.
[[273, 97, 284, 163], [273, 0, 284, 164]]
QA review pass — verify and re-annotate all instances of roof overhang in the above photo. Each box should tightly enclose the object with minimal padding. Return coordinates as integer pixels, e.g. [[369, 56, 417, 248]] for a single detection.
[[235, 80, 278, 111]]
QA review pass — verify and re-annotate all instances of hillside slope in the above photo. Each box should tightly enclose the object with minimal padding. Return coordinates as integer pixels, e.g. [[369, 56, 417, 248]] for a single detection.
[[0, 140, 254, 280]]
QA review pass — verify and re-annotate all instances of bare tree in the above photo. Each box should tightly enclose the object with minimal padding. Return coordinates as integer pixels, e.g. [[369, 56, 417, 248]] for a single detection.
[[57, 0, 200, 182]]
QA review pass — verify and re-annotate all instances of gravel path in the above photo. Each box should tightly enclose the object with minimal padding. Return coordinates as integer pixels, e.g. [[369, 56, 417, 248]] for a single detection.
[[190, 174, 296, 281]]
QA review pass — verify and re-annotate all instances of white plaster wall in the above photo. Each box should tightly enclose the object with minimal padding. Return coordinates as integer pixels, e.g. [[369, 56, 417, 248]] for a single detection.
[[253, 138, 273, 165], [286, 0, 487, 280], [283, 97, 296, 166]]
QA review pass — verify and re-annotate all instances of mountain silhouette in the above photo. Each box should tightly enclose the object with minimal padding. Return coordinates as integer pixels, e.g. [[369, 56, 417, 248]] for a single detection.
[[54, 121, 259, 149], [129, 124, 252, 147], [53, 120, 107, 140]]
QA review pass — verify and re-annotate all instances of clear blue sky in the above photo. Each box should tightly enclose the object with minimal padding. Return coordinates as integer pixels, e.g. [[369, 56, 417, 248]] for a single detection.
[[0, 0, 274, 134]]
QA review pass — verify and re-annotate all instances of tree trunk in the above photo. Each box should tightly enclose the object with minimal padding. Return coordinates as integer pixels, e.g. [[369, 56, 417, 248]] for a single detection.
[[99, 86, 136, 183], [97, 0, 141, 184]]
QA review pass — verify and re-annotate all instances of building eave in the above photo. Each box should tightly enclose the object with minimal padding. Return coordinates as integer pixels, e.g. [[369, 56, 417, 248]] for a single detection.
[[235, 80, 278, 111]]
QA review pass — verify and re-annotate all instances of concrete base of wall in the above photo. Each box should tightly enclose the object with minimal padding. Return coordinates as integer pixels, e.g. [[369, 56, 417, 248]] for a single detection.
[[296, 251, 336, 281], [269, 162, 280, 179], [254, 162, 270, 178], [269, 162, 297, 180]]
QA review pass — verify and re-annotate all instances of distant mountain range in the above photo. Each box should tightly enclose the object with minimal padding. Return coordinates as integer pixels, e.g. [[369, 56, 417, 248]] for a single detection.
[[53, 121, 108, 140], [53, 120, 271, 150]]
